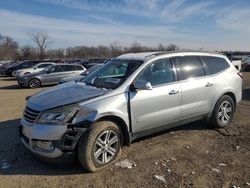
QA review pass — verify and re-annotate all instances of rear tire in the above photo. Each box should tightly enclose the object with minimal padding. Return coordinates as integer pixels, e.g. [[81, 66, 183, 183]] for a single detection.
[[77, 121, 122, 172], [28, 78, 41, 88], [210, 95, 235, 128]]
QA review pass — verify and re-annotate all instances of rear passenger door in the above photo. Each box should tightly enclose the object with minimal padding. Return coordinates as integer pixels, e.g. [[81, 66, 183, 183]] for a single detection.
[[172, 56, 215, 121], [41, 65, 64, 84]]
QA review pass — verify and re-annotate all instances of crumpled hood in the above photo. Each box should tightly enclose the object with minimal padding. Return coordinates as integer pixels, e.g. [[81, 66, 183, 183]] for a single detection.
[[27, 81, 108, 111]]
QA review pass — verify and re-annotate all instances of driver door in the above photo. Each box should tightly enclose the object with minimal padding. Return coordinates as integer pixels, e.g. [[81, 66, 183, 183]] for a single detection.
[[130, 58, 181, 133]]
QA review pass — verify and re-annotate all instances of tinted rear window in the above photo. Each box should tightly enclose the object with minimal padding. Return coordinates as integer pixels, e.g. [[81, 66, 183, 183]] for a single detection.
[[201, 56, 229, 75], [173, 56, 205, 80], [62, 65, 74, 71], [75, 66, 84, 70]]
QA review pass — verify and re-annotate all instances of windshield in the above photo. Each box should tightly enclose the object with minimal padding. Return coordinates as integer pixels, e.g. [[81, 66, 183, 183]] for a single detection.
[[80, 64, 103, 76], [83, 59, 143, 90]]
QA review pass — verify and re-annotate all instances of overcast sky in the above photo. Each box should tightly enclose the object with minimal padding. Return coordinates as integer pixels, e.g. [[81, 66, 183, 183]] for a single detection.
[[0, 0, 249, 50]]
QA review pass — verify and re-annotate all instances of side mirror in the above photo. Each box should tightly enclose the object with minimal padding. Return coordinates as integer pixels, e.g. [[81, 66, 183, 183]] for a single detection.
[[133, 80, 152, 90]]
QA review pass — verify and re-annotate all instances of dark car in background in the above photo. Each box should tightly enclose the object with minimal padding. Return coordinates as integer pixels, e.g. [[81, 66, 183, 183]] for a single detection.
[[18, 64, 86, 88], [0, 61, 15, 75], [59, 63, 103, 84], [4, 60, 43, 76], [241, 56, 250, 71]]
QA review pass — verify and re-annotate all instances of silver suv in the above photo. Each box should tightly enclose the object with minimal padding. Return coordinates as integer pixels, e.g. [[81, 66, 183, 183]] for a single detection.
[[20, 51, 242, 172]]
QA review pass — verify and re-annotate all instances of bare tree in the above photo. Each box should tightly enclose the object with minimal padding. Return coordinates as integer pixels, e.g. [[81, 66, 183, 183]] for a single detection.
[[20, 45, 37, 60], [31, 32, 52, 60], [166, 44, 179, 51], [109, 42, 123, 57], [0, 33, 19, 60]]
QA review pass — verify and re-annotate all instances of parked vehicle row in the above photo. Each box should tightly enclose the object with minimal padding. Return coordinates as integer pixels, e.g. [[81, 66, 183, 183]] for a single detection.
[[18, 64, 86, 88], [13, 62, 56, 77], [2, 60, 55, 76], [19, 51, 242, 172]]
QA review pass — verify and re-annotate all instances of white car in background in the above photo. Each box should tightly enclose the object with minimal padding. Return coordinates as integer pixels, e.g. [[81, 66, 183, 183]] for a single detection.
[[14, 62, 55, 78]]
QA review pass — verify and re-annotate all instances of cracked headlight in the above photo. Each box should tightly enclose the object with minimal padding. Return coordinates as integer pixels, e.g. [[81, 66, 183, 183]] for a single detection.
[[36, 104, 80, 125]]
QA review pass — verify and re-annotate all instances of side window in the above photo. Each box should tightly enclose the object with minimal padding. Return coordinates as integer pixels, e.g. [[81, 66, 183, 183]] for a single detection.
[[53, 66, 63, 72], [201, 56, 229, 75], [62, 65, 73, 72], [75, 66, 84, 70], [38, 64, 50, 68], [137, 58, 175, 86], [20, 62, 30, 68], [173, 56, 205, 80]]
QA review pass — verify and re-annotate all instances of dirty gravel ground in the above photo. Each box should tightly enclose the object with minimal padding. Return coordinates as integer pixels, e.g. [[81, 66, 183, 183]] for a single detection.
[[0, 74, 250, 188]]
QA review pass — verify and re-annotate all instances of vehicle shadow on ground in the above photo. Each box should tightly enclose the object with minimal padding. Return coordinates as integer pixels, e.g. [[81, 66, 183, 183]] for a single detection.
[[0, 118, 210, 176], [133, 120, 210, 144], [243, 88, 250, 101], [0, 84, 49, 90], [0, 77, 16, 81], [0, 85, 24, 90]]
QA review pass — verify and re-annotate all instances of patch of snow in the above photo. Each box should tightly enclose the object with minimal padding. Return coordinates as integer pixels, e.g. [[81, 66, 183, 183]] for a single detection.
[[115, 159, 136, 169], [154, 175, 166, 184], [236, 146, 240, 150], [246, 182, 250, 186], [207, 165, 220, 173], [170, 157, 176, 161], [162, 163, 167, 167], [232, 186, 240, 188], [218, 163, 227, 167]]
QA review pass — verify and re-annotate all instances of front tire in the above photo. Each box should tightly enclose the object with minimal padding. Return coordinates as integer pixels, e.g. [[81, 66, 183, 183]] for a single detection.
[[210, 95, 235, 128], [28, 78, 41, 88], [77, 121, 122, 172]]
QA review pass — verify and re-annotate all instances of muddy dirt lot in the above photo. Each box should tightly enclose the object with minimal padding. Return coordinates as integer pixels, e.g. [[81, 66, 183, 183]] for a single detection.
[[0, 74, 250, 188]]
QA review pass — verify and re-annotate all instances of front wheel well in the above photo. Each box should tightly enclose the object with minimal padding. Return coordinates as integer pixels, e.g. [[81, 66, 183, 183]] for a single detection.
[[97, 116, 130, 146]]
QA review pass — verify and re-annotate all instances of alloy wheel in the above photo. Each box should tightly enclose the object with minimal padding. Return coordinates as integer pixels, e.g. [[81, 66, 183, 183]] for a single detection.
[[218, 101, 232, 124], [29, 79, 40, 88], [93, 130, 119, 165]]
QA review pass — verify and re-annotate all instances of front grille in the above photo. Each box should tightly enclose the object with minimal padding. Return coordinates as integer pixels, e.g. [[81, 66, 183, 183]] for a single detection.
[[23, 107, 40, 123]]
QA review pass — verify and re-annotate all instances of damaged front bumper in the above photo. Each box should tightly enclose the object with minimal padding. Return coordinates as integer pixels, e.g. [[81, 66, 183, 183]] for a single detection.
[[19, 118, 87, 159]]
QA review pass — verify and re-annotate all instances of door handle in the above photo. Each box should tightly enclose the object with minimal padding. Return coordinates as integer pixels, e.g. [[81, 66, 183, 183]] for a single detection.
[[205, 83, 213, 87], [169, 90, 179, 95]]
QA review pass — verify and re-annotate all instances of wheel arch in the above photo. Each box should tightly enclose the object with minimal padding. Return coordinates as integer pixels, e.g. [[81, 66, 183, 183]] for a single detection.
[[96, 115, 130, 146], [222, 91, 236, 109]]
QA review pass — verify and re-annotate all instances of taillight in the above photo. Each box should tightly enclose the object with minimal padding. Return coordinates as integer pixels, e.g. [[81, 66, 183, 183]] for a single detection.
[[237, 72, 243, 79]]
